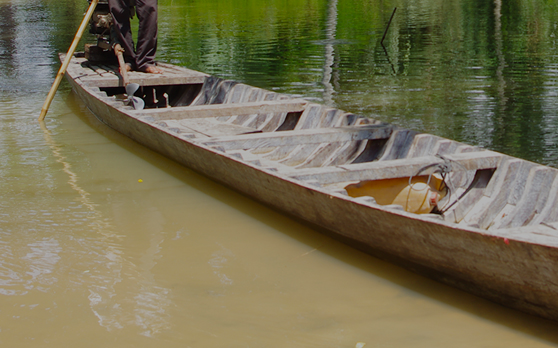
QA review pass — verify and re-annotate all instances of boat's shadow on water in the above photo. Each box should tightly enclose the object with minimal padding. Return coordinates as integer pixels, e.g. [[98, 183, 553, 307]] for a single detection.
[[64, 91, 558, 343]]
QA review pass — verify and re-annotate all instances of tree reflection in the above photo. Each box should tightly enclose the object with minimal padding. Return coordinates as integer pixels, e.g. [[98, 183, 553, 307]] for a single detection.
[[157, 0, 558, 165]]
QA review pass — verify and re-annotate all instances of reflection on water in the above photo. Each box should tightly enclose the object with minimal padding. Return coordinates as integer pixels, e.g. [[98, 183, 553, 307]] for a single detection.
[[2, 0, 558, 346], [321, 0, 338, 106], [158, 0, 558, 165]]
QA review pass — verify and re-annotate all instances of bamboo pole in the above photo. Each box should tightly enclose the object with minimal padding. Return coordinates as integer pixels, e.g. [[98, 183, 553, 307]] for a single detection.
[[38, 0, 99, 121]]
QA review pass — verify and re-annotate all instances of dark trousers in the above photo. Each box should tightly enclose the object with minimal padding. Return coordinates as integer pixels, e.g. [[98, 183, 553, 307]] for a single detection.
[[108, 0, 158, 71]]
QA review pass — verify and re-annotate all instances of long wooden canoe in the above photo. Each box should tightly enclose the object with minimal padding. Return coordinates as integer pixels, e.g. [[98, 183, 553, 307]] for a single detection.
[[63, 53, 558, 321]]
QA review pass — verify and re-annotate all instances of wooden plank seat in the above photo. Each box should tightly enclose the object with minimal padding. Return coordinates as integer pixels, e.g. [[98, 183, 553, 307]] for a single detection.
[[197, 124, 393, 150], [152, 118, 258, 137], [80, 73, 207, 88], [131, 99, 309, 121], [286, 151, 505, 184]]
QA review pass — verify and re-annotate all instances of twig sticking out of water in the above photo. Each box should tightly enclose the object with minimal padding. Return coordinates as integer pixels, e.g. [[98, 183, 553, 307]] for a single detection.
[[381, 7, 397, 46], [381, 7, 397, 74]]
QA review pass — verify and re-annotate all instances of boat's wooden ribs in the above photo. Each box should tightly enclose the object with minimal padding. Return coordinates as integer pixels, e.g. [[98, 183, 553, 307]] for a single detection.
[[443, 169, 494, 224], [198, 125, 393, 150], [287, 151, 505, 184], [533, 173, 558, 225], [296, 105, 326, 129], [495, 167, 557, 229], [378, 129, 418, 160], [456, 159, 558, 229], [132, 100, 308, 121]]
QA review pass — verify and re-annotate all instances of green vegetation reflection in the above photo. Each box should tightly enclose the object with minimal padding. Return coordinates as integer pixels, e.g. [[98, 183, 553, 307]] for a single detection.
[[25, 0, 558, 165]]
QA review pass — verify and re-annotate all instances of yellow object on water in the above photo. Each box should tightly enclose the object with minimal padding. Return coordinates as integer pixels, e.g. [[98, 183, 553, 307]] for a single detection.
[[345, 175, 447, 214], [138, 179, 143, 183]]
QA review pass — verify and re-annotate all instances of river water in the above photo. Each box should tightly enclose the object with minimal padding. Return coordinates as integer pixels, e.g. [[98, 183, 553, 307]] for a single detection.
[[2, 0, 558, 346]]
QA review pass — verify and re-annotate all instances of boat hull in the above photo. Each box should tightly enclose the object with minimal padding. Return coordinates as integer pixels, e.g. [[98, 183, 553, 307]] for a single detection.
[[64, 55, 558, 321]]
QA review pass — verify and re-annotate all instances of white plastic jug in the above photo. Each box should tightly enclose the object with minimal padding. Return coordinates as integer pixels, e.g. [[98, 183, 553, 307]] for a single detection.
[[345, 175, 446, 214]]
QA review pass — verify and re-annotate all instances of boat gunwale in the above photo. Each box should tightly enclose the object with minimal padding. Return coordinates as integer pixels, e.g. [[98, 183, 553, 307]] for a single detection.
[[69, 68, 558, 246], [65, 55, 558, 240]]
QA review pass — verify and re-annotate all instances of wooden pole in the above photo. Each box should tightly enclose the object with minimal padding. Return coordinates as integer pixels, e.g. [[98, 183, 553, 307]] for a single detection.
[[38, 0, 99, 121], [113, 44, 130, 86]]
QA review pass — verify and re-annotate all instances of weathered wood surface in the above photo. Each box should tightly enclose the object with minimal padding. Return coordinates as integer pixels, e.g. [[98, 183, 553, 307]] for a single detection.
[[64, 55, 208, 87], [132, 99, 308, 120], [167, 118, 259, 137], [81, 73, 207, 88], [443, 170, 493, 224], [288, 151, 505, 184], [63, 54, 558, 322], [488, 166, 557, 229], [198, 124, 393, 149]]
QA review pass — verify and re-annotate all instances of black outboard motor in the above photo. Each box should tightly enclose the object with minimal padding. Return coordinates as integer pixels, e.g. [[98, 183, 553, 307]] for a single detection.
[[88, 0, 113, 49], [85, 0, 135, 62], [84, 0, 113, 61]]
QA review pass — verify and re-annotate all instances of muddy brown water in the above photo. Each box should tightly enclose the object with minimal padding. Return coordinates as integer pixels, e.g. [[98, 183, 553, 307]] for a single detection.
[[2, 0, 558, 346]]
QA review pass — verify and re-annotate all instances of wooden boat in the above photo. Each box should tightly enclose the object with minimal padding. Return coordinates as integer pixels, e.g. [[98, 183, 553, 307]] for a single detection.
[[63, 53, 558, 321]]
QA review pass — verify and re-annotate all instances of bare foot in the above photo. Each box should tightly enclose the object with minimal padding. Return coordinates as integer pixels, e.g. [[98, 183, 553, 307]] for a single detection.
[[142, 65, 163, 74], [119, 63, 132, 75]]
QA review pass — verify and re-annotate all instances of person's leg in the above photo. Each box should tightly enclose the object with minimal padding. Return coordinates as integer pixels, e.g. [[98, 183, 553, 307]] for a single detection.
[[108, 0, 135, 69], [135, 0, 161, 73]]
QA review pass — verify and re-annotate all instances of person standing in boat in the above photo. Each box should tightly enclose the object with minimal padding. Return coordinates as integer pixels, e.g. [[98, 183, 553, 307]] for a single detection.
[[108, 0, 163, 74]]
